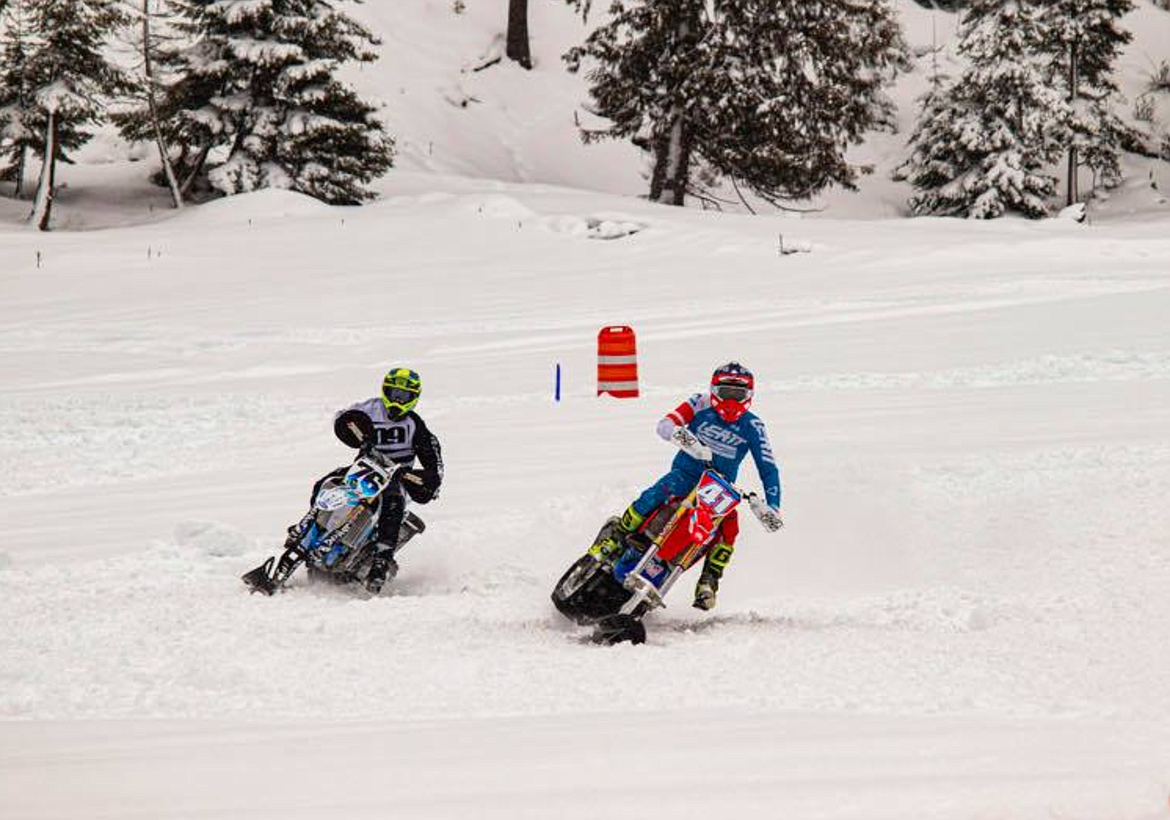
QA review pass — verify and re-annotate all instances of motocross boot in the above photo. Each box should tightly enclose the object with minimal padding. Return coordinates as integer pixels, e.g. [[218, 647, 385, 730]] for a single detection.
[[364, 538, 400, 594], [693, 569, 719, 611], [588, 505, 645, 560], [365, 551, 398, 594], [693, 541, 734, 611]]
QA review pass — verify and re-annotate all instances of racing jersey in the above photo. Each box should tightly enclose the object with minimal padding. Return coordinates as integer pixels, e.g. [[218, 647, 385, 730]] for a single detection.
[[333, 397, 443, 500], [661, 393, 781, 509]]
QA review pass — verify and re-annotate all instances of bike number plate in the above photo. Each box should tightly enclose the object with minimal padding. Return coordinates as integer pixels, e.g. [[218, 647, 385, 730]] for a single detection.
[[346, 456, 393, 499], [694, 472, 741, 516]]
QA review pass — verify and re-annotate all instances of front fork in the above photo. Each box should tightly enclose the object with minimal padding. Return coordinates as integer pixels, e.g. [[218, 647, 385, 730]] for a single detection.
[[617, 545, 684, 617]]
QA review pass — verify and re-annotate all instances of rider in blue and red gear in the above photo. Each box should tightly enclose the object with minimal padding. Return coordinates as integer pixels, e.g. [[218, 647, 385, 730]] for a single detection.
[[591, 362, 782, 610]]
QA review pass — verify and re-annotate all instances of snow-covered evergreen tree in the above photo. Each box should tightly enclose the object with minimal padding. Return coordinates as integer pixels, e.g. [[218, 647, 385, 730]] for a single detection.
[[168, 0, 393, 205], [565, 0, 702, 205], [113, 0, 185, 208], [904, 0, 1068, 219], [22, 0, 127, 230], [1035, 0, 1134, 204], [891, 12, 953, 185], [0, 0, 36, 197], [565, 0, 907, 207]]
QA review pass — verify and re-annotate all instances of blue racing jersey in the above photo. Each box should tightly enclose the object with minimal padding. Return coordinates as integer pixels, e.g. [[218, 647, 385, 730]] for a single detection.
[[662, 393, 782, 509]]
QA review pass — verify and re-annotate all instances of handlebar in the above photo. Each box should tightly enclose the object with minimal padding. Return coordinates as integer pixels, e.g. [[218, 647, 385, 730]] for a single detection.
[[670, 428, 782, 532]]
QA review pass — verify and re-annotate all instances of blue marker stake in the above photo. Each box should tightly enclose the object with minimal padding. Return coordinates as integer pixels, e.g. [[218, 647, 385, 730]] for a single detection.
[[555, 363, 562, 402]]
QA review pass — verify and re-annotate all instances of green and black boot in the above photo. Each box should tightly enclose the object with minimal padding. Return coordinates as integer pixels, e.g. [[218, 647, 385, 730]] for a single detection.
[[693, 541, 735, 611], [588, 505, 645, 560]]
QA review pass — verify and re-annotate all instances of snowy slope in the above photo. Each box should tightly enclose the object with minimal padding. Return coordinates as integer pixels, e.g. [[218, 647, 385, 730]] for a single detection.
[[2, 173, 1169, 817]]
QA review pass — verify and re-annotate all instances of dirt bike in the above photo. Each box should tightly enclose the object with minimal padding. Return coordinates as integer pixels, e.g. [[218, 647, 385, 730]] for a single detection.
[[241, 447, 425, 596], [551, 463, 782, 645]]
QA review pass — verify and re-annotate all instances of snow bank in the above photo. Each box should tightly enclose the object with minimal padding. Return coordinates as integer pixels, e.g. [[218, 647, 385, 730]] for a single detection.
[[173, 521, 251, 558], [180, 187, 333, 226]]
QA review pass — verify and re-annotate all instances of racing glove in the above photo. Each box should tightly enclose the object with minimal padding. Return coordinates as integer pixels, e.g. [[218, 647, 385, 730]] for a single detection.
[[334, 410, 375, 449], [670, 426, 713, 462], [748, 494, 784, 532], [402, 467, 441, 503]]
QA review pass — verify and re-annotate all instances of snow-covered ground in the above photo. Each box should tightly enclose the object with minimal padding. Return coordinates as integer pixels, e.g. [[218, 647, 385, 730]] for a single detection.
[[2, 173, 1169, 818]]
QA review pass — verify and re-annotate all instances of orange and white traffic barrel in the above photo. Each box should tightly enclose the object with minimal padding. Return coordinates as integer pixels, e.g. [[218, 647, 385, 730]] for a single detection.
[[597, 326, 639, 398]]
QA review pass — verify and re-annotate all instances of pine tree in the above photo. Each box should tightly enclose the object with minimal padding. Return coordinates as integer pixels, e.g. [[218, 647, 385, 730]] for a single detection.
[[892, 9, 952, 184], [113, 0, 185, 207], [565, 0, 907, 207], [1035, 0, 1135, 205], [565, 0, 703, 205], [0, 0, 36, 197], [23, 0, 127, 230], [169, 0, 393, 205], [904, 0, 1067, 219]]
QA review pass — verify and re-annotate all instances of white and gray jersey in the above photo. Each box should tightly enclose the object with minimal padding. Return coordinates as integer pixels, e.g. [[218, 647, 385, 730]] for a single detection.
[[333, 399, 444, 495]]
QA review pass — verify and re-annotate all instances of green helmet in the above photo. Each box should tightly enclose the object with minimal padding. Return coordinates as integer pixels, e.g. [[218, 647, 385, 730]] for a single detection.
[[381, 367, 421, 419]]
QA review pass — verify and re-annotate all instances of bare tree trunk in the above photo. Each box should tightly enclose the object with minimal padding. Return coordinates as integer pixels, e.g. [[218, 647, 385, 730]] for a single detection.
[[1066, 40, 1079, 206], [13, 144, 27, 198], [142, 0, 183, 208], [29, 110, 57, 231], [179, 143, 210, 196], [650, 108, 692, 206], [649, 18, 693, 206], [649, 134, 668, 201], [506, 0, 532, 70]]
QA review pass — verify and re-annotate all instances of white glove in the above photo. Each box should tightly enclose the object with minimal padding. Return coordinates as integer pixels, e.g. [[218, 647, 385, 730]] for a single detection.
[[670, 426, 713, 462], [748, 494, 784, 532], [656, 417, 678, 442]]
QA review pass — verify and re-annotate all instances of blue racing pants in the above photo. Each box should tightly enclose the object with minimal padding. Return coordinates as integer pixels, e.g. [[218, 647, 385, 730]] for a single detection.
[[631, 467, 704, 517]]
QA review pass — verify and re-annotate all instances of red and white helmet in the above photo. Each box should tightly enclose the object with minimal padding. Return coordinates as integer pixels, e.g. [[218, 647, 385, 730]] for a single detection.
[[710, 362, 754, 423]]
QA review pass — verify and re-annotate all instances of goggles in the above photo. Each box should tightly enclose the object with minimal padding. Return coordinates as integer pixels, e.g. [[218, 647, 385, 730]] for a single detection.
[[712, 383, 751, 402], [383, 386, 419, 405]]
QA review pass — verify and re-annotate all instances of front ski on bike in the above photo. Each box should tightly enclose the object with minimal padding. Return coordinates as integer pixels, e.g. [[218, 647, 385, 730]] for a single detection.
[[241, 543, 306, 596]]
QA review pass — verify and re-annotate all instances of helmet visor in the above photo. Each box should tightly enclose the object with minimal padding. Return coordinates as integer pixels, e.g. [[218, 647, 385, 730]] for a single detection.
[[712, 383, 751, 402], [383, 386, 418, 406]]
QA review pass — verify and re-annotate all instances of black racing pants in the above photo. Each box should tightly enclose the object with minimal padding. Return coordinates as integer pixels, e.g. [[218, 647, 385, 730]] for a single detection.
[[311, 467, 407, 552]]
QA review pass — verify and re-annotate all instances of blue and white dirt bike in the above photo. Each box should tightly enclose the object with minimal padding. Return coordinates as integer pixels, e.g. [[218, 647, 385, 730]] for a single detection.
[[241, 447, 425, 596]]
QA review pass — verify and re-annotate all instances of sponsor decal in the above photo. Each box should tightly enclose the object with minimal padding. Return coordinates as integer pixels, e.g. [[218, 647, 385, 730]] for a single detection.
[[750, 418, 776, 464], [696, 422, 746, 447]]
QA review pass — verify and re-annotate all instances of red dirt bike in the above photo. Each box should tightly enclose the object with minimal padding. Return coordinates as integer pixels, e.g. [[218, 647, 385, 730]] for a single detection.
[[551, 467, 782, 645]]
